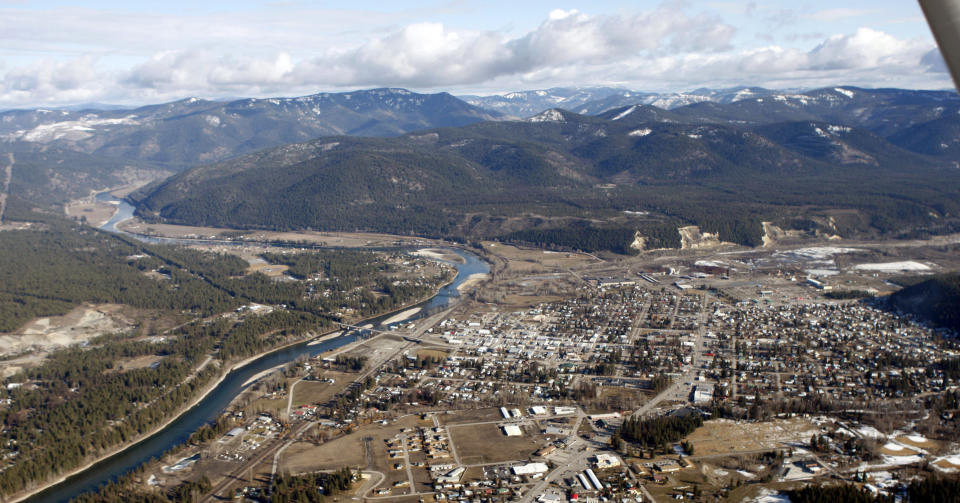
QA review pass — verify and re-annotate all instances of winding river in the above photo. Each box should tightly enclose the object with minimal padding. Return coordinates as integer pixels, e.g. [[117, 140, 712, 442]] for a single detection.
[[25, 195, 488, 503]]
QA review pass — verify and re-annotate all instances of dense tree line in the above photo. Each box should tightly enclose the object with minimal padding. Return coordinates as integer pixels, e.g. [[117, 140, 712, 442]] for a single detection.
[[0, 221, 453, 497], [503, 226, 639, 255], [616, 412, 703, 451], [787, 484, 891, 503], [887, 273, 960, 332], [787, 476, 960, 503], [270, 468, 353, 503], [70, 477, 212, 503], [905, 475, 960, 502], [0, 222, 239, 331], [261, 250, 387, 286]]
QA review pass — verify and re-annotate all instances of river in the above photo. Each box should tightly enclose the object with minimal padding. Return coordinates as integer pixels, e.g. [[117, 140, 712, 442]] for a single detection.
[[25, 195, 488, 503]]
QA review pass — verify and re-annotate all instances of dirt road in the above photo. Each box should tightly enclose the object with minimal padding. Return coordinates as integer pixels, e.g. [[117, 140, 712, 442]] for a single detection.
[[0, 153, 13, 223]]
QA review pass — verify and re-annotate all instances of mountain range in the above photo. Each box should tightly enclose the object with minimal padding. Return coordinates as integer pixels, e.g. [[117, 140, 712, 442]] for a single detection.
[[131, 88, 960, 252], [5, 85, 960, 253], [459, 86, 781, 117]]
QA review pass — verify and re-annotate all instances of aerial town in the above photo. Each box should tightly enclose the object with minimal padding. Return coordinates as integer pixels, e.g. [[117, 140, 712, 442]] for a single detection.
[[123, 239, 960, 503]]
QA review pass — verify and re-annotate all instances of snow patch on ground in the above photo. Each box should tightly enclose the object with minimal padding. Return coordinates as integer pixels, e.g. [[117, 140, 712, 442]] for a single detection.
[[857, 425, 885, 439], [750, 488, 791, 503], [695, 260, 727, 268], [11, 115, 139, 142], [628, 128, 652, 137], [526, 109, 565, 122], [805, 269, 840, 276], [853, 261, 932, 272], [875, 455, 924, 468], [611, 105, 637, 121], [835, 87, 855, 98], [936, 454, 960, 470], [775, 247, 861, 265]]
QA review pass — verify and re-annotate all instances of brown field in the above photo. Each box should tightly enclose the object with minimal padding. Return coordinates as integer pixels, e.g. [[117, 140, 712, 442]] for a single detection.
[[290, 380, 336, 408], [117, 218, 434, 249], [416, 349, 449, 361], [502, 294, 567, 308], [246, 262, 289, 277], [280, 414, 429, 495], [685, 418, 817, 456], [481, 241, 596, 270], [880, 444, 920, 457], [934, 458, 960, 470], [439, 407, 504, 426], [895, 435, 937, 451], [0, 304, 138, 357], [282, 429, 376, 474], [64, 200, 117, 228], [111, 354, 165, 373], [448, 422, 541, 465], [336, 334, 407, 362], [598, 386, 648, 410]]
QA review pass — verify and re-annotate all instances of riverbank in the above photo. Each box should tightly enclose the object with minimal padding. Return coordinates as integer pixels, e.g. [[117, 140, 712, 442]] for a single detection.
[[457, 273, 489, 292], [411, 248, 465, 264], [10, 323, 356, 503], [381, 307, 422, 325], [16, 200, 486, 502], [10, 261, 466, 503]]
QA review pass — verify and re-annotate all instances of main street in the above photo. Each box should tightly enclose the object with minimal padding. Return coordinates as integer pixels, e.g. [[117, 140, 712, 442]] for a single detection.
[[633, 291, 709, 418]]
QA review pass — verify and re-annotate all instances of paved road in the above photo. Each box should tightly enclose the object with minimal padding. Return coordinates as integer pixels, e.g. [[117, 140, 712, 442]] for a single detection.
[[517, 410, 587, 503], [209, 307, 460, 500], [633, 292, 709, 418]]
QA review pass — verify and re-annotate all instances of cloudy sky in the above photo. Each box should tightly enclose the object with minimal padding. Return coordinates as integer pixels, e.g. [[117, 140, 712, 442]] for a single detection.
[[0, 0, 951, 108]]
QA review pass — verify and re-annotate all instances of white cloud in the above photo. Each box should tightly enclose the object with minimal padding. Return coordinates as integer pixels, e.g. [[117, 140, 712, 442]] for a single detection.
[[809, 28, 929, 70], [805, 8, 879, 22], [0, 56, 106, 105], [0, 3, 949, 108], [292, 4, 736, 88]]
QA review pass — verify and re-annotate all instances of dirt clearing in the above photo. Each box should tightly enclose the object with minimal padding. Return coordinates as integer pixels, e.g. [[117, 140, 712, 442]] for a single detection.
[[686, 418, 817, 456], [448, 422, 541, 465]]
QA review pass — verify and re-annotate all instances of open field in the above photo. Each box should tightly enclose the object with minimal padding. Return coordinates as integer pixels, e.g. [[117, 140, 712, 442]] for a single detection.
[[280, 415, 433, 493], [881, 443, 921, 457], [289, 379, 339, 408], [110, 354, 165, 373], [896, 435, 938, 451], [439, 407, 504, 426], [416, 349, 449, 361], [411, 248, 464, 263], [117, 218, 435, 248], [281, 432, 369, 474], [448, 422, 541, 465], [0, 304, 135, 357], [245, 262, 289, 278], [64, 200, 117, 228], [481, 242, 597, 274], [686, 418, 817, 456]]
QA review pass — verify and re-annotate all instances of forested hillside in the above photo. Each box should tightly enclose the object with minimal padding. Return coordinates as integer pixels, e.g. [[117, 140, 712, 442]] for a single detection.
[[0, 213, 452, 496], [132, 106, 960, 254], [887, 273, 960, 331]]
